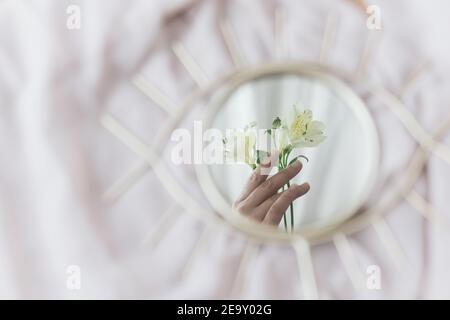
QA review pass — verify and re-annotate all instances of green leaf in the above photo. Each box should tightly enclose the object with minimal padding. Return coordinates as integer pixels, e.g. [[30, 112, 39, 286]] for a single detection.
[[285, 144, 293, 154], [265, 129, 272, 135], [272, 117, 281, 129], [288, 155, 309, 165]]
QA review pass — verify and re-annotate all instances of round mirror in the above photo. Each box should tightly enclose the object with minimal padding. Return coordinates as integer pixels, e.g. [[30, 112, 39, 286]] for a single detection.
[[197, 65, 379, 238]]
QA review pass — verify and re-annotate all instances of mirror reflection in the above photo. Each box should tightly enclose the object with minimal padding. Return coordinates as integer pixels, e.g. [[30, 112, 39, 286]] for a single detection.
[[204, 72, 379, 233]]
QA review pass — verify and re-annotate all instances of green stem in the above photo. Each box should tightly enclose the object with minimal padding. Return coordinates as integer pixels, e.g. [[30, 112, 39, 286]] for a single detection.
[[278, 162, 288, 232], [285, 150, 294, 232], [280, 149, 295, 233], [286, 181, 294, 232]]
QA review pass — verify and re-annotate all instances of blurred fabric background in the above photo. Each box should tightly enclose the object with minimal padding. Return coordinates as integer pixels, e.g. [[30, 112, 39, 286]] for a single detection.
[[1, 0, 450, 299]]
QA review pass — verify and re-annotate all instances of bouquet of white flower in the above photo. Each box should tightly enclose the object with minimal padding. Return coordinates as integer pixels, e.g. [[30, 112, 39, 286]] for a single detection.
[[223, 104, 326, 232]]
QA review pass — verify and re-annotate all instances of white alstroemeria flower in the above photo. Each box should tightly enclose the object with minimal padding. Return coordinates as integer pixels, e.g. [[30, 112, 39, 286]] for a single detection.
[[224, 122, 257, 166], [287, 106, 326, 148]]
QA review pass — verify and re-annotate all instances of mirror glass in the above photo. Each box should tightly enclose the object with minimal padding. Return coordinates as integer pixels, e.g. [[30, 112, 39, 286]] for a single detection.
[[201, 71, 379, 233]]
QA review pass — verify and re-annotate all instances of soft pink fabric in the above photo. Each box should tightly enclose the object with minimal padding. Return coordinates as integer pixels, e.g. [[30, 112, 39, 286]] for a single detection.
[[0, 0, 449, 299]]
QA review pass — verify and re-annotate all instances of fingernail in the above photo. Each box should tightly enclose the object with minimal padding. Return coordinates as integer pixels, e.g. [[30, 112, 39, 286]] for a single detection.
[[302, 182, 310, 191]]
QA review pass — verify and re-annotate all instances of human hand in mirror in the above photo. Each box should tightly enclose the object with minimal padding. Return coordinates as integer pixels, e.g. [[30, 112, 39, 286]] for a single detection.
[[233, 153, 310, 226]]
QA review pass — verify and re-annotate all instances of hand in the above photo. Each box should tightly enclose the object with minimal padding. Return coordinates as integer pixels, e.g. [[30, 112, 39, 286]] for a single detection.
[[233, 154, 310, 226]]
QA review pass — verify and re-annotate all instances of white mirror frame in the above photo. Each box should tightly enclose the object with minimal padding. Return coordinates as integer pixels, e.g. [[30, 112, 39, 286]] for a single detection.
[[195, 62, 381, 243], [100, 9, 450, 296]]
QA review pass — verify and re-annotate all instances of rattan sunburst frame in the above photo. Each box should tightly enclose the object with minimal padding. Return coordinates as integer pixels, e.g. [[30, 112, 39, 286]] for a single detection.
[[100, 6, 450, 298]]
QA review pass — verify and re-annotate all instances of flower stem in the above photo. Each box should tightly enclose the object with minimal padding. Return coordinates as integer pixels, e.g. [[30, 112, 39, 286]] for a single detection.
[[286, 181, 294, 232], [280, 173, 288, 232], [282, 149, 295, 232]]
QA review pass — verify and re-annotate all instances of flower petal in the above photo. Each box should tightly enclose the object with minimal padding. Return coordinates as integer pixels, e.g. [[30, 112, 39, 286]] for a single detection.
[[302, 109, 313, 123], [307, 120, 325, 135]]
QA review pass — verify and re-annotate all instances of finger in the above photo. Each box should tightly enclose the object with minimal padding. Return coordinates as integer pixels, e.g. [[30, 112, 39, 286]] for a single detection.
[[263, 183, 310, 226], [251, 190, 285, 221], [246, 160, 303, 207], [235, 151, 278, 202]]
